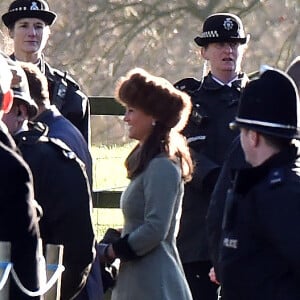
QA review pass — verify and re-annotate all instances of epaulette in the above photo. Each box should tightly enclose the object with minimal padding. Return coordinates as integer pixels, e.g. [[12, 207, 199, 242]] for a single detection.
[[48, 137, 75, 155], [268, 168, 284, 187], [47, 64, 80, 89], [174, 77, 202, 94], [54, 69, 79, 89], [247, 70, 260, 80], [48, 137, 83, 164], [17, 122, 49, 145]]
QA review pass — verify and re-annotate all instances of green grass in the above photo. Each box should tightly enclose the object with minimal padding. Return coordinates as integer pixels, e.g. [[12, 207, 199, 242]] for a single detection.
[[90, 143, 135, 240]]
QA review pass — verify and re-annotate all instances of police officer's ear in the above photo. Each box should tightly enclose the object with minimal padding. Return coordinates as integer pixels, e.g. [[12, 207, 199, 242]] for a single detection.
[[8, 25, 15, 39], [1, 89, 14, 113], [246, 129, 260, 148], [200, 47, 209, 60]]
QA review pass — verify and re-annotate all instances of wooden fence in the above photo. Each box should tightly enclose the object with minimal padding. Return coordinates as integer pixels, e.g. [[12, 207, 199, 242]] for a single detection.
[[90, 96, 125, 209]]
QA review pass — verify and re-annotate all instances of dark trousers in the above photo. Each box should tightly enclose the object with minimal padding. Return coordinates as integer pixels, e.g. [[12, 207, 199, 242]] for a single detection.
[[183, 260, 219, 300]]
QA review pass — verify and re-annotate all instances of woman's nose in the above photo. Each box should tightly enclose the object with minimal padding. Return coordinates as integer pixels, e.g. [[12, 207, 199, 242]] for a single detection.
[[123, 113, 129, 122]]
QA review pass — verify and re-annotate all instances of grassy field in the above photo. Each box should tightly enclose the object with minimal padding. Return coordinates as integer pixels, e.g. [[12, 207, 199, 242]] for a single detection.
[[90, 143, 134, 240]]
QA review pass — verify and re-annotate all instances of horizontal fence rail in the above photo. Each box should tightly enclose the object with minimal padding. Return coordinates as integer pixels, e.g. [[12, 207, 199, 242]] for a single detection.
[[90, 96, 125, 115], [90, 96, 124, 208]]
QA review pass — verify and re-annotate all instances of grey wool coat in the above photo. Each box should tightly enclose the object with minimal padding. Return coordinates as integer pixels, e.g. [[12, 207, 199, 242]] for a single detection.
[[111, 156, 192, 300]]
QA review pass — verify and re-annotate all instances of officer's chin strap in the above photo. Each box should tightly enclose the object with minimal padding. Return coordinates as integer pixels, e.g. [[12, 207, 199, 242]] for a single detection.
[[217, 286, 222, 299], [202, 59, 209, 80]]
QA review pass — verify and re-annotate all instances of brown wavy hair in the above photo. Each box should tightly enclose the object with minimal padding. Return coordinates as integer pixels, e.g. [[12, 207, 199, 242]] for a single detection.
[[115, 68, 193, 181]]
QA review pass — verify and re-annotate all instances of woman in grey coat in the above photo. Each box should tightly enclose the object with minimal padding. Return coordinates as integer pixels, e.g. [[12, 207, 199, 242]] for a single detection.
[[104, 68, 194, 300]]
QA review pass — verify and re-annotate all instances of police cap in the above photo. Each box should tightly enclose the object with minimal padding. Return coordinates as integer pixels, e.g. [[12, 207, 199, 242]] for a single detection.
[[230, 67, 300, 139], [194, 13, 249, 47], [2, 0, 57, 28]]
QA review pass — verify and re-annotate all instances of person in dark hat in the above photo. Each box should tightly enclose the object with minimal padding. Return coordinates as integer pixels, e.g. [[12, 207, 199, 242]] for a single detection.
[[3, 60, 96, 300], [2, 0, 91, 145], [2, 60, 38, 133], [0, 52, 41, 300], [102, 68, 194, 300], [218, 68, 300, 300], [174, 12, 250, 300], [19, 62, 101, 300]]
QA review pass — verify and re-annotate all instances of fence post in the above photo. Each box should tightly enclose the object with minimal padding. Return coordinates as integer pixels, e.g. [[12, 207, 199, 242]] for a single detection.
[[45, 244, 64, 300], [0, 241, 11, 300]]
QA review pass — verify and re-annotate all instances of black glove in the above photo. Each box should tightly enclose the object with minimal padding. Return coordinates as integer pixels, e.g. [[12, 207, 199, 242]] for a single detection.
[[100, 228, 121, 244], [98, 228, 121, 264]]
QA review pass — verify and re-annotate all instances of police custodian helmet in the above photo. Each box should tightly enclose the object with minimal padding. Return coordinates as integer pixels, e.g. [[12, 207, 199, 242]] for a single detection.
[[194, 13, 250, 47], [2, 0, 57, 28], [230, 68, 300, 140]]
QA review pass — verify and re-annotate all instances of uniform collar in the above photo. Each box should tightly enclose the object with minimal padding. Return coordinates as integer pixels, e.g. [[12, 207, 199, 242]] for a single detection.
[[211, 74, 239, 87], [202, 72, 248, 91], [14, 121, 49, 145], [235, 145, 299, 194]]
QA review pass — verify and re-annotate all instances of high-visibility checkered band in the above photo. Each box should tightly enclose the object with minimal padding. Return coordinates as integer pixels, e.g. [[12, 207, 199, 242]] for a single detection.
[[200, 30, 219, 38]]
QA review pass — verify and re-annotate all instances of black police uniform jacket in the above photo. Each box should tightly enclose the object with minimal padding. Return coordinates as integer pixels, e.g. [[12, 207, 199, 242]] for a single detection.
[[206, 137, 249, 280], [0, 122, 41, 300], [11, 54, 90, 145], [220, 145, 300, 300], [14, 122, 95, 300], [175, 72, 248, 262]]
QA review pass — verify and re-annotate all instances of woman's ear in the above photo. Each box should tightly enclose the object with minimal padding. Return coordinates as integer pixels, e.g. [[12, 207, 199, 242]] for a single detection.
[[2, 90, 14, 113]]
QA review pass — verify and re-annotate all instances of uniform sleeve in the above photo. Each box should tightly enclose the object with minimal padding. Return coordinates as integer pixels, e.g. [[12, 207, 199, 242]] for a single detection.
[[189, 148, 220, 192], [127, 158, 181, 256]]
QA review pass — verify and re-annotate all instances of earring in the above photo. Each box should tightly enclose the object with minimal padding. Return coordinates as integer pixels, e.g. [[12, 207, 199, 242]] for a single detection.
[[152, 120, 156, 126]]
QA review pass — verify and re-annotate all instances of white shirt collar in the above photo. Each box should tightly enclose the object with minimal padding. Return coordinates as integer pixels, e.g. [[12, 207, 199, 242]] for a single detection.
[[211, 74, 239, 87]]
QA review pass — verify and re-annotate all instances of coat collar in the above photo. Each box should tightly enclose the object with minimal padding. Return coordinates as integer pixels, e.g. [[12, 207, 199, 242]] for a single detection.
[[202, 72, 249, 92], [14, 121, 49, 145], [235, 145, 300, 194]]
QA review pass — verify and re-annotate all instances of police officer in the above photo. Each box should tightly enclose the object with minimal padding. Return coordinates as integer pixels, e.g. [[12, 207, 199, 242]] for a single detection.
[[0, 52, 41, 299], [2, 0, 91, 145], [219, 68, 300, 300], [175, 13, 250, 300], [3, 60, 96, 300], [19, 62, 102, 300]]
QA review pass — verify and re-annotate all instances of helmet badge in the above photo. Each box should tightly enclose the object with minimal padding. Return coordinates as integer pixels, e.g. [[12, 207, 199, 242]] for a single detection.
[[30, 2, 39, 10], [223, 18, 234, 30]]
